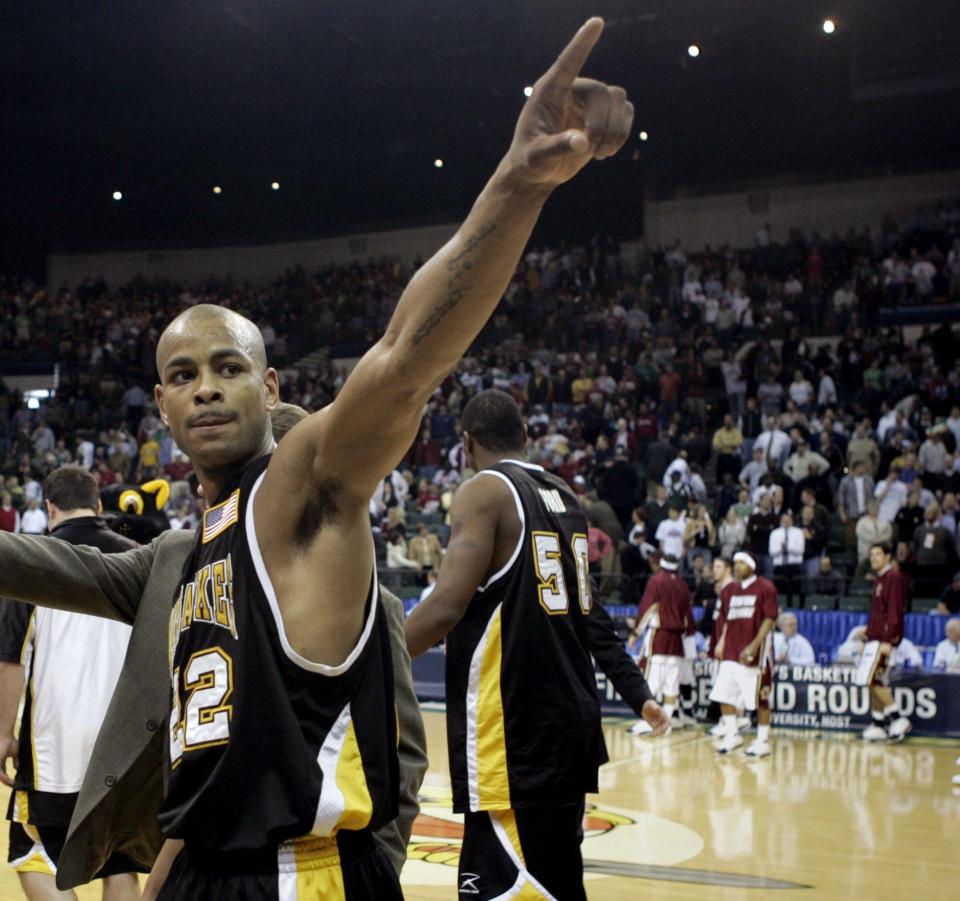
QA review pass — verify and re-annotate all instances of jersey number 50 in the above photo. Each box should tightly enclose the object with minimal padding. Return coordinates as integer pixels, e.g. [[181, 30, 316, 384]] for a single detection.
[[532, 531, 591, 615]]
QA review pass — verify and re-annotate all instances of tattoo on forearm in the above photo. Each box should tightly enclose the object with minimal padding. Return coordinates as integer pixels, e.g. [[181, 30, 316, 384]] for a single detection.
[[412, 223, 497, 345]]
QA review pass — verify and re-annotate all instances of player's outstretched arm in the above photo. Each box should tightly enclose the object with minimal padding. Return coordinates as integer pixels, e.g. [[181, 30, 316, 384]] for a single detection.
[[0, 532, 155, 624], [404, 476, 503, 658], [266, 18, 632, 507]]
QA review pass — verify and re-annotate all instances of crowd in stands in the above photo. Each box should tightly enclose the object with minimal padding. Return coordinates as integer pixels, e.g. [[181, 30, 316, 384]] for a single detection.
[[2, 196, 960, 664]]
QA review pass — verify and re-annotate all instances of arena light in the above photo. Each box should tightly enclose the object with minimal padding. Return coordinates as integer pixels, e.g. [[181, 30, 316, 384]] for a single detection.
[[112, 190, 123, 201], [271, 181, 280, 191], [822, 18, 836, 34], [523, 85, 533, 97], [687, 44, 700, 58], [639, 130, 649, 142], [212, 185, 222, 195], [434, 158, 444, 168]]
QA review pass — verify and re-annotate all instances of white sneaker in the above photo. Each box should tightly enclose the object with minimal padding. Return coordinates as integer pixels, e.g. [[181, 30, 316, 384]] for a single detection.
[[952, 774, 960, 786], [737, 716, 752, 731], [887, 717, 912, 743], [708, 722, 726, 737], [744, 739, 772, 758], [628, 719, 654, 735], [954, 756, 960, 766], [862, 724, 888, 742], [715, 732, 743, 755]]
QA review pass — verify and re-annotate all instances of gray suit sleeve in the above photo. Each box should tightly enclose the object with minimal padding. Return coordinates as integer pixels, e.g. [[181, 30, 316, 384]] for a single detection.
[[0, 531, 156, 625], [374, 587, 428, 877]]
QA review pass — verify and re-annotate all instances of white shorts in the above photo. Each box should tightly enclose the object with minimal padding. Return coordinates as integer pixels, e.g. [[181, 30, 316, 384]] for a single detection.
[[853, 640, 890, 687], [645, 655, 682, 699], [680, 635, 698, 683], [709, 660, 761, 711]]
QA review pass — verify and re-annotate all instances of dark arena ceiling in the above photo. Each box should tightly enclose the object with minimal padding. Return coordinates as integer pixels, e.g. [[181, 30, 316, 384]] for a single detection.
[[3, 0, 959, 274]]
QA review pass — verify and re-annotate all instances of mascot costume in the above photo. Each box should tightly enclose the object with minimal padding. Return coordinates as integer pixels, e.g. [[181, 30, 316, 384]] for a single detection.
[[100, 479, 171, 544]]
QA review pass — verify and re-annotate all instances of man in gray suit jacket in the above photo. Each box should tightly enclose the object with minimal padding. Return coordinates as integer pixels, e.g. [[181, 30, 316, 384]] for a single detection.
[[0, 529, 427, 890]]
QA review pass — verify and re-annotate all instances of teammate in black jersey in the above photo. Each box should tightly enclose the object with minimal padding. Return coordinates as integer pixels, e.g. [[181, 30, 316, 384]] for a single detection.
[[405, 390, 655, 900], [146, 18, 634, 899]]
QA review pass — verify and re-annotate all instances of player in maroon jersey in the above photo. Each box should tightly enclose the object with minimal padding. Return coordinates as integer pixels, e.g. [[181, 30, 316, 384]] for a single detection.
[[629, 554, 693, 735], [854, 543, 912, 742], [710, 552, 779, 756]]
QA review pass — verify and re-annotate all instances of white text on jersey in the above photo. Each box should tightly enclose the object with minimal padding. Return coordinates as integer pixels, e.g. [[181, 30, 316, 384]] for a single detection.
[[538, 488, 566, 514]]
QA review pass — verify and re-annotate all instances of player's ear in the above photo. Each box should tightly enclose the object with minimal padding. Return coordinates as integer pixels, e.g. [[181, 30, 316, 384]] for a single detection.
[[263, 367, 280, 410], [154, 385, 169, 426]]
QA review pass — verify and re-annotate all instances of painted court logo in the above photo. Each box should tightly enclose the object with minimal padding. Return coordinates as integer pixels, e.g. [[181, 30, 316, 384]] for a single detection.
[[404, 788, 647, 888], [403, 787, 810, 891]]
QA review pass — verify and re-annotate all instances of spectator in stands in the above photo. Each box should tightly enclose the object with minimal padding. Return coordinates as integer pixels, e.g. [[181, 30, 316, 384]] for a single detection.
[[837, 459, 874, 536], [587, 523, 615, 577], [738, 396, 764, 462], [847, 420, 880, 476], [584, 493, 625, 547], [757, 375, 785, 419], [769, 511, 804, 601], [938, 572, 960, 616], [411, 428, 441, 480], [655, 504, 686, 562], [683, 501, 715, 569], [595, 447, 638, 533], [817, 368, 838, 408], [788, 370, 815, 413], [718, 506, 746, 559], [856, 501, 893, 566], [894, 489, 925, 547], [811, 555, 845, 596], [933, 618, 960, 671], [747, 493, 778, 577], [918, 426, 948, 489], [19, 497, 47, 534], [739, 446, 768, 493], [912, 502, 958, 593], [721, 356, 747, 422], [712, 414, 743, 484], [754, 416, 790, 471], [408, 523, 444, 571], [773, 613, 816, 665], [799, 505, 827, 579], [733, 487, 753, 521], [875, 464, 908, 523], [386, 530, 420, 571], [0, 492, 18, 533], [645, 485, 670, 535], [784, 439, 829, 489]]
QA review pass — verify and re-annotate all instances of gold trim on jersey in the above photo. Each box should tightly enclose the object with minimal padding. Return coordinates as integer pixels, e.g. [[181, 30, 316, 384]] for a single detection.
[[202, 489, 240, 544], [466, 604, 510, 810], [313, 703, 374, 836], [277, 835, 345, 901], [18, 611, 35, 664]]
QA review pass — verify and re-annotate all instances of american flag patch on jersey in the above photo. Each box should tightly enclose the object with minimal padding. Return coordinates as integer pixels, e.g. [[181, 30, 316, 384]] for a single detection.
[[202, 489, 240, 544]]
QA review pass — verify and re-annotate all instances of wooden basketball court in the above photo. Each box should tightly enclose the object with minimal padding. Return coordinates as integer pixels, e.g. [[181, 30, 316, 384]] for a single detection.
[[0, 709, 956, 899]]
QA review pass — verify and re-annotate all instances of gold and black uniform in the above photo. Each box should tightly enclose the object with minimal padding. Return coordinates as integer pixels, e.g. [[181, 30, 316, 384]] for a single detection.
[[159, 455, 400, 900], [445, 460, 602, 900]]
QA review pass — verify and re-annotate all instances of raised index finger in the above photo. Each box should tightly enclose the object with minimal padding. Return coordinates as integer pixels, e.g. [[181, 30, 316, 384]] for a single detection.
[[540, 17, 604, 92]]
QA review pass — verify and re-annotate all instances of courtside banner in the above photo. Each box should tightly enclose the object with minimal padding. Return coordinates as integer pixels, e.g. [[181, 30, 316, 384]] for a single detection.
[[413, 650, 960, 738]]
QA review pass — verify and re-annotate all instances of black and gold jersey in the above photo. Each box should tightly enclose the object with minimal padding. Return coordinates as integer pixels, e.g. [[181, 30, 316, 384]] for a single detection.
[[160, 455, 398, 855], [445, 460, 602, 813]]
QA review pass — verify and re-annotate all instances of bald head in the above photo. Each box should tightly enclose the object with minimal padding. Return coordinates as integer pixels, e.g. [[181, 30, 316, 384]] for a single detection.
[[156, 304, 267, 376]]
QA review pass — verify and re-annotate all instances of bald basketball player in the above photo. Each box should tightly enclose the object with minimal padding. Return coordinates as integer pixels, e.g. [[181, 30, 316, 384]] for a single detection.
[[144, 18, 633, 899]]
